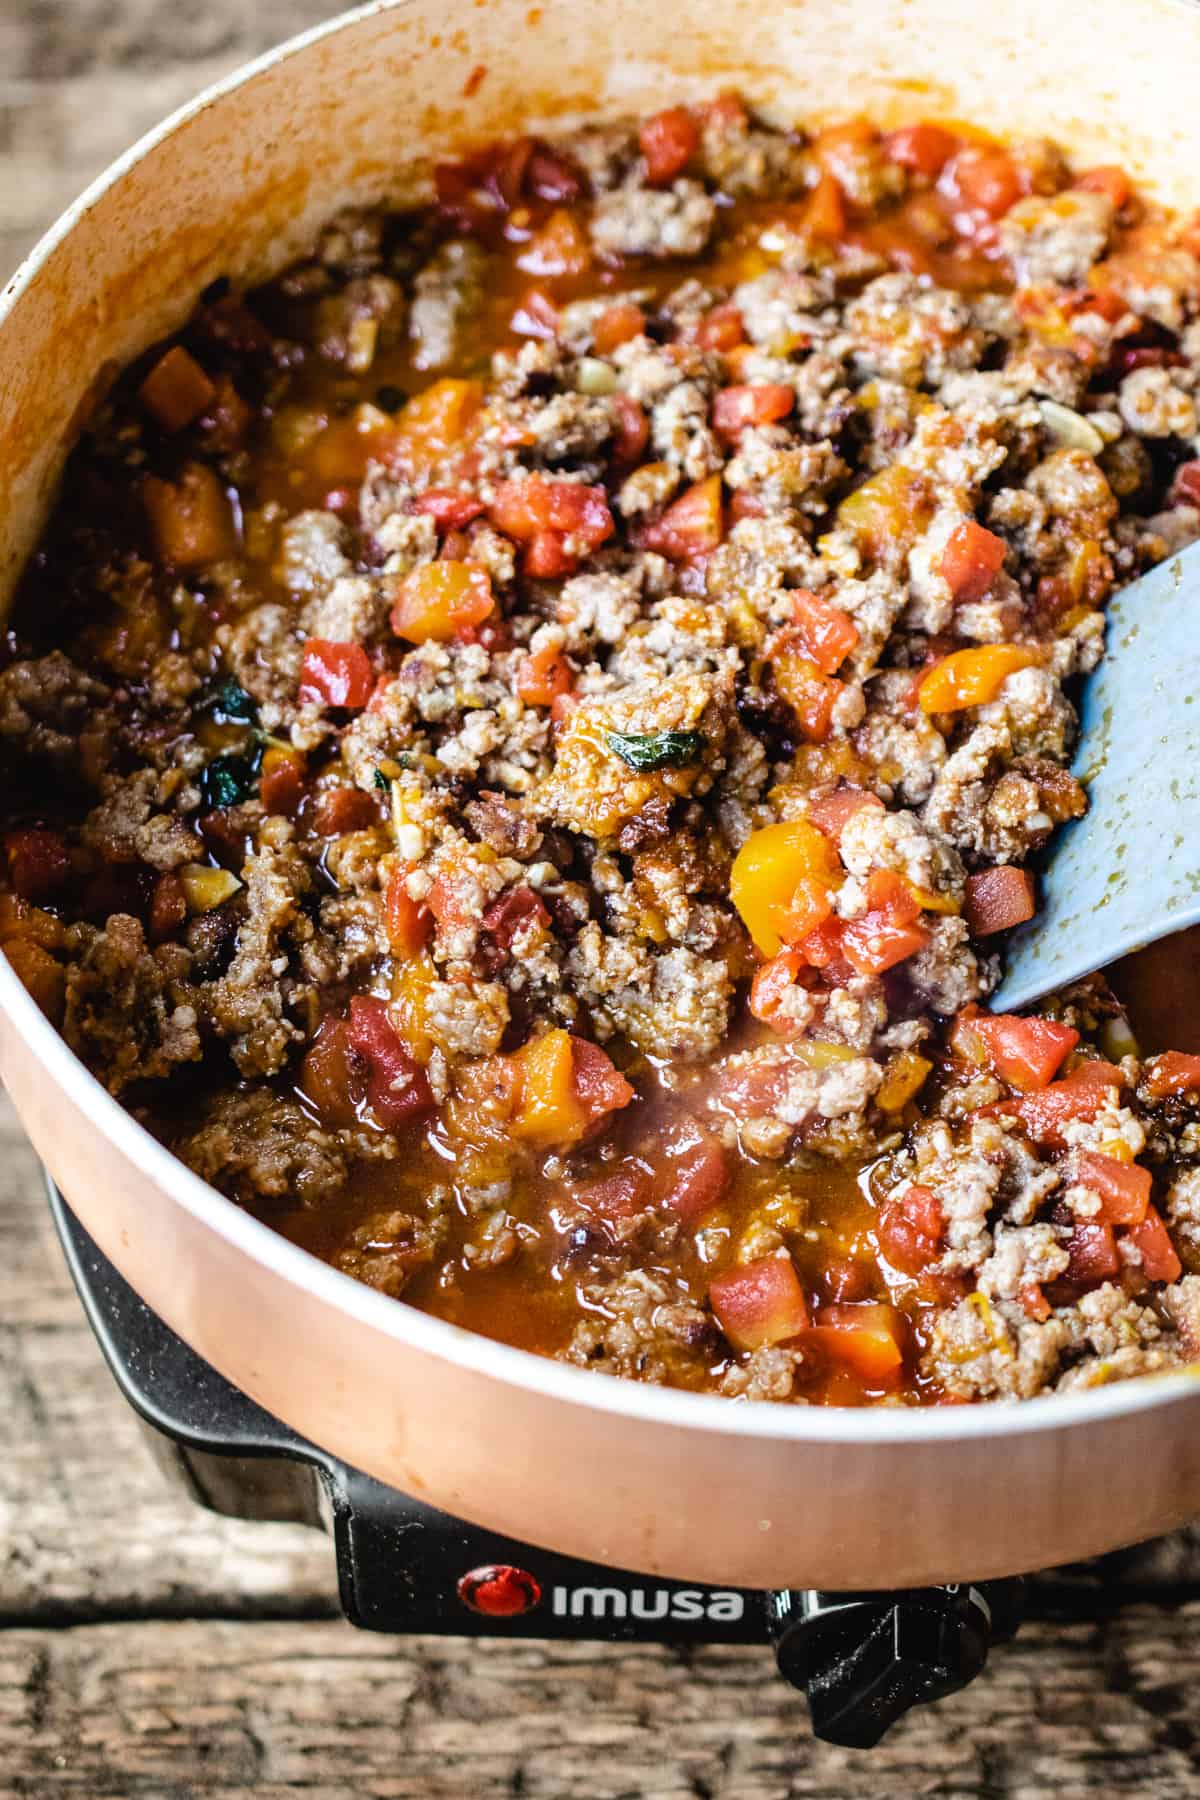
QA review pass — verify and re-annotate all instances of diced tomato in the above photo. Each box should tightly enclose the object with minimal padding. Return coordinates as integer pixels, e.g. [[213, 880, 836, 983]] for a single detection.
[[942, 144, 1026, 221], [522, 531, 575, 578], [610, 394, 649, 467], [1143, 1051, 1200, 1099], [4, 828, 71, 903], [710, 1255, 810, 1352], [516, 208, 592, 278], [148, 870, 187, 943], [383, 869, 433, 959], [573, 1169, 652, 1221], [805, 170, 847, 241], [426, 867, 476, 929], [346, 996, 434, 1128], [510, 287, 561, 340], [964, 866, 1036, 937], [299, 638, 374, 710], [1020, 1283, 1052, 1323], [593, 302, 647, 353], [653, 1119, 729, 1223], [301, 1016, 360, 1129], [489, 477, 615, 559], [884, 122, 959, 179], [1126, 1205, 1182, 1284], [639, 107, 700, 185], [1172, 461, 1200, 509], [796, 915, 854, 981], [970, 1011, 1079, 1091], [807, 787, 884, 845], [808, 1303, 906, 1384], [841, 870, 929, 976], [771, 652, 843, 743], [570, 1037, 636, 1126], [1064, 1219, 1121, 1286], [415, 490, 486, 529], [139, 345, 216, 432], [638, 475, 724, 561], [786, 590, 860, 676], [876, 1183, 945, 1277], [482, 885, 550, 950], [777, 874, 836, 949], [312, 787, 379, 836], [940, 520, 1007, 603], [259, 749, 308, 818], [699, 91, 750, 135], [1075, 1151, 1151, 1227], [1075, 165, 1132, 209], [696, 304, 747, 352], [1003, 1059, 1123, 1146], [748, 949, 806, 1030], [389, 560, 494, 642], [517, 644, 574, 705], [711, 383, 795, 440]]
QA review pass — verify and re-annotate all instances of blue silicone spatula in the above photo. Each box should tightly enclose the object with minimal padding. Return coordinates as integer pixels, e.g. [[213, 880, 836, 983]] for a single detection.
[[994, 539, 1200, 1011]]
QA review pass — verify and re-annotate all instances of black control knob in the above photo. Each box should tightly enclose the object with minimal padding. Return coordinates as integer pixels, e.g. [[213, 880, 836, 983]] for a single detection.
[[766, 1580, 1025, 1748]]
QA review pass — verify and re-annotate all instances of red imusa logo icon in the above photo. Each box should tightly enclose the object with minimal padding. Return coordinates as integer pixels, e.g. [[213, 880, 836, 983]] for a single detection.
[[457, 1565, 543, 1617]]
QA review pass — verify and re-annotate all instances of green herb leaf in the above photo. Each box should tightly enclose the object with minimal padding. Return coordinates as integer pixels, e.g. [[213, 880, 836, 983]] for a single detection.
[[207, 674, 259, 726], [199, 744, 264, 811], [605, 729, 705, 772], [373, 768, 391, 791]]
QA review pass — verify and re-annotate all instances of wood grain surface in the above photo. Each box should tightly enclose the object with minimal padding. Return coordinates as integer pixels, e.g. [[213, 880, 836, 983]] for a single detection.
[[4, 5, 1200, 1792]]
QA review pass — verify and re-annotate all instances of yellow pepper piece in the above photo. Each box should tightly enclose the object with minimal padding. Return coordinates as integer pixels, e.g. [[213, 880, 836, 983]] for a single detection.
[[730, 820, 842, 958], [877, 1051, 933, 1114], [390, 950, 438, 1063], [836, 465, 934, 560], [1097, 1138, 1136, 1164], [397, 378, 484, 456], [179, 864, 243, 912], [511, 1028, 586, 1150], [909, 885, 962, 916], [918, 645, 1039, 714]]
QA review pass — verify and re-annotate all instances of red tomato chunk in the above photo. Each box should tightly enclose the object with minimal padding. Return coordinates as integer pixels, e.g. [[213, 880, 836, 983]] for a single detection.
[[710, 1256, 810, 1352], [346, 996, 434, 1129], [299, 639, 374, 710]]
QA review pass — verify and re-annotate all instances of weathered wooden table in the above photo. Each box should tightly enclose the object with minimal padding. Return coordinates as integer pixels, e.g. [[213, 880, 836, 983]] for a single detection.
[[5, 7, 1200, 1793]]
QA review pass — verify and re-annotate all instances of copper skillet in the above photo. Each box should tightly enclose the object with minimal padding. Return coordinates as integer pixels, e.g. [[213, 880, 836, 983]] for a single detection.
[[4, 0, 1200, 1591]]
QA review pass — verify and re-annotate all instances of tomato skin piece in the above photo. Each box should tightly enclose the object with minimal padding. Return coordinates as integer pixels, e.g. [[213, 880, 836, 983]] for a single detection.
[[300, 1016, 361, 1129], [710, 1256, 810, 1352], [653, 1120, 729, 1223], [964, 866, 1036, 937], [259, 749, 308, 818], [1065, 1219, 1122, 1286], [876, 1184, 945, 1277], [971, 1011, 1080, 1091], [771, 652, 843, 743], [4, 828, 72, 903], [570, 1037, 635, 1123], [383, 869, 433, 959], [785, 591, 860, 676], [1144, 1051, 1200, 1099], [1004, 1060, 1124, 1146], [638, 475, 724, 561], [696, 304, 747, 352], [748, 949, 806, 1030], [942, 144, 1026, 220], [389, 560, 494, 643], [639, 107, 700, 185], [1075, 1151, 1151, 1227], [940, 520, 1007, 603], [808, 1302, 906, 1383], [299, 638, 374, 710], [610, 394, 649, 467], [807, 787, 884, 844], [312, 787, 379, 836], [489, 476, 615, 549], [481, 885, 550, 950], [415, 489, 486, 529], [1127, 1205, 1183, 1284], [884, 122, 959, 179], [1075, 165, 1132, 209], [346, 995, 435, 1128], [711, 383, 795, 440], [572, 1168, 651, 1222], [840, 873, 929, 976]]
